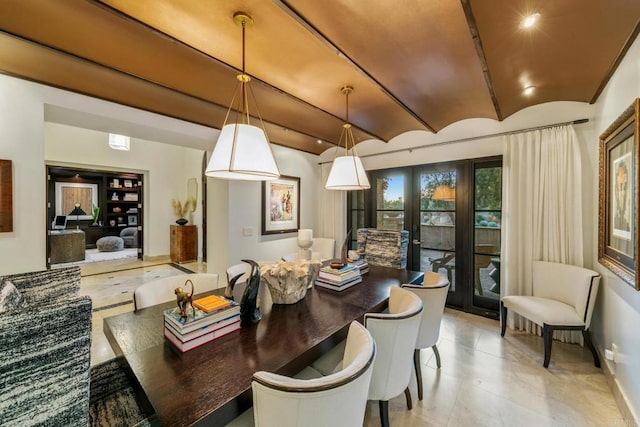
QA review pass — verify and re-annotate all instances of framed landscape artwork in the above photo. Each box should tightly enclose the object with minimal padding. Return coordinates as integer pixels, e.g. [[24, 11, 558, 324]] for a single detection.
[[55, 182, 97, 220], [599, 98, 640, 290], [262, 175, 300, 235]]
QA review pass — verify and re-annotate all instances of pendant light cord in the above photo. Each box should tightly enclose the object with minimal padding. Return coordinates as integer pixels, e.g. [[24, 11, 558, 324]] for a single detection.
[[241, 20, 247, 125]]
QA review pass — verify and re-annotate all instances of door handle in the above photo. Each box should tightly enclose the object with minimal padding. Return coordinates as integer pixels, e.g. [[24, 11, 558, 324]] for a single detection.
[[412, 239, 421, 245]]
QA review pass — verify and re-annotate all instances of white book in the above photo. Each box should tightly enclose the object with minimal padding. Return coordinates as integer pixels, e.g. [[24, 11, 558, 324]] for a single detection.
[[164, 319, 241, 352]]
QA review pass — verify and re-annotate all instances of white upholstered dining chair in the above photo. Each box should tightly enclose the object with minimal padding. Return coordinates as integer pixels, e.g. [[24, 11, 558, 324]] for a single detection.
[[501, 260, 601, 368], [366, 286, 423, 427], [401, 272, 450, 400], [311, 237, 336, 260], [229, 321, 376, 427], [133, 273, 219, 310]]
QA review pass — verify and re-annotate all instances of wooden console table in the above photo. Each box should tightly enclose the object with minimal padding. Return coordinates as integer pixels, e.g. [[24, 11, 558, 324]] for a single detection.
[[170, 224, 196, 263], [104, 266, 423, 426]]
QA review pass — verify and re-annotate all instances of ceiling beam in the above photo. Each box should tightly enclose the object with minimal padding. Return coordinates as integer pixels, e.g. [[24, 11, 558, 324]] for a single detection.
[[460, 0, 503, 121], [274, 0, 436, 134]]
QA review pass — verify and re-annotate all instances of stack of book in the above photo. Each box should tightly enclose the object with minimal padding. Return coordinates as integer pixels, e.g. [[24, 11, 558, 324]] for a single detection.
[[163, 294, 241, 352], [315, 264, 362, 291], [350, 258, 369, 275]]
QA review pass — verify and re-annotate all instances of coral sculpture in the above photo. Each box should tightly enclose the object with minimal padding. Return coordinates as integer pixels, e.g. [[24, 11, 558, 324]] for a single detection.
[[260, 260, 321, 304]]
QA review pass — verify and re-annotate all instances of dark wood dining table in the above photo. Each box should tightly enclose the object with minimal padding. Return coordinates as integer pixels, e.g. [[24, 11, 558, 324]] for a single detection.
[[103, 265, 424, 427]]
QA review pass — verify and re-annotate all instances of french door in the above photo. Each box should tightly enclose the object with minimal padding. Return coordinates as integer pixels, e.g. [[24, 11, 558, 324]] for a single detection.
[[351, 157, 502, 317]]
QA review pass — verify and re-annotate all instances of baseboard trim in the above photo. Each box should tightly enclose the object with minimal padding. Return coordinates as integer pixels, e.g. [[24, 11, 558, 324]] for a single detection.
[[598, 347, 639, 426], [142, 254, 170, 262]]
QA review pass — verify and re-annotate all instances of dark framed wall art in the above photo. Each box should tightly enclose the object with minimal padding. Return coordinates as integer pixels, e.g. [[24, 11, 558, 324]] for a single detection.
[[599, 98, 640, 290], [261, 175, 300, 235]]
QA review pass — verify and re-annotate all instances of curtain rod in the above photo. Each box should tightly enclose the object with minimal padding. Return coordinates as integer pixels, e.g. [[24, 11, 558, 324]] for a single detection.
[[318, 118, 589, 165]]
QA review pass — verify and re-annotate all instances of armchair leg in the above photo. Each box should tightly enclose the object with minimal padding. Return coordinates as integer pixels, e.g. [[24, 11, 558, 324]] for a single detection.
[[474, 270, 484, 296], [414, 349, 423, 400], [500, 302, 507, 337], [404, 387, 412, 410], [432, 344, 441, 369], [542, 324, 554, 368], [379, 400, 390, 427], [582, 329, 601, 368]]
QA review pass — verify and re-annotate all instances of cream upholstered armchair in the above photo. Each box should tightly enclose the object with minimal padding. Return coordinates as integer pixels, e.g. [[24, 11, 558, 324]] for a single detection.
[[119, 226, 138, 248], [357, 228, 409, 269], [401, 272, 450, 400], [246, 321, 376, 427], [501, 260, 601, 368]]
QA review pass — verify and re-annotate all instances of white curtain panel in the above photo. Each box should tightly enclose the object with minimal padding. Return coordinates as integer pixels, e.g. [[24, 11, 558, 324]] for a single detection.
[[319, 162, 347, 247], [502, 124, 584, 343]]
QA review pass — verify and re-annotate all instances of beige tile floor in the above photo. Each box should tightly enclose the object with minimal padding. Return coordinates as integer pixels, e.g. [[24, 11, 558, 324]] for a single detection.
[[86, 260, 627, 426], [84, 257, 205, 366]]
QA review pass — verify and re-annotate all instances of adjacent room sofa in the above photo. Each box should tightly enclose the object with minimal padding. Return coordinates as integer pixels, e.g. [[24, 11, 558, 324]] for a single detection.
[[0, 266, 92, 426]]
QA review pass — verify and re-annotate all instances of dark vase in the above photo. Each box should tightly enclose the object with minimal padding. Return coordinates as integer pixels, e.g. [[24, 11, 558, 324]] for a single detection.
[[176, 218, 188, 226]]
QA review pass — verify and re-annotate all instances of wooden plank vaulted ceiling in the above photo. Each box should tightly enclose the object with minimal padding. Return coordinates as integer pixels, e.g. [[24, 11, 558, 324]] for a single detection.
[[0, 0, 639, 155]]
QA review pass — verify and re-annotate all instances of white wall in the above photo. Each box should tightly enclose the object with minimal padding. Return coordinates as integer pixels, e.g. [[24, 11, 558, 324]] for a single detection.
[[226, 145, 321, 265], [590, 34, 640, 421], [45, 122, 204, 258], [0, 74, 222, 274], [0, 76, 47, 273]]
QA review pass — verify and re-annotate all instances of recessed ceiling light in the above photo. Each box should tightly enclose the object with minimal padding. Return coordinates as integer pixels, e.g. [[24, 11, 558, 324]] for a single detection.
[[317, 139, 322, 144], [523, 86, 536, 96], [520, 13, 541, 29]]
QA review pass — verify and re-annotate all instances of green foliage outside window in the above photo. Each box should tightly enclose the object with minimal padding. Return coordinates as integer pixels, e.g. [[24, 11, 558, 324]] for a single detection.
[[475, 167, 502, 210]]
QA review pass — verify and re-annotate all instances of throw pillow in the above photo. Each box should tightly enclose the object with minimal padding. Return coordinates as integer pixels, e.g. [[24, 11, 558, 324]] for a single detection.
[[0, 280, 28, 313]]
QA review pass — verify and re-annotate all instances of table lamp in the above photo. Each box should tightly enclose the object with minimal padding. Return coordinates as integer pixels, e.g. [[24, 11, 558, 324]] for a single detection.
[[68, 203, 87, 230]]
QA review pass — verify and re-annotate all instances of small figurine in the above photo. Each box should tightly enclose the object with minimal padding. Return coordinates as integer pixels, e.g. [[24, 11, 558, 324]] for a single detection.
[[111, 192, 119, 201], [174, 279, 194, 321], [239, 259, 261, 327]]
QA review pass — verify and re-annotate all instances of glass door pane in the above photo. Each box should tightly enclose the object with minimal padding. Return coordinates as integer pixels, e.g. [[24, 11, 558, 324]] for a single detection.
[[375, 174, 405, 231], [473, 164, 502, 307], [418, 170, 457, 291]]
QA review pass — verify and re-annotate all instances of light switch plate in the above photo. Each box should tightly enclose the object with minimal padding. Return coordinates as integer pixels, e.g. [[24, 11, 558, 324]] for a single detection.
[[242, 226, 254, 237]]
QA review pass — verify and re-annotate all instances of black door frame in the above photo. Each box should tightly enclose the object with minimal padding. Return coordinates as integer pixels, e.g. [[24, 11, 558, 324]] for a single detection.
[[353, 156, 502, 318]]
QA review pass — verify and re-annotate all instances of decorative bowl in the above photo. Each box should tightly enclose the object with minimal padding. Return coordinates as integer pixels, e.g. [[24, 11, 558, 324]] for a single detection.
[[260, 261, 321, 304]]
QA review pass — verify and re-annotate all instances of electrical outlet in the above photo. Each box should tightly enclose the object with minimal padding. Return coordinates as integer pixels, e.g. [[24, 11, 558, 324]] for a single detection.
[[612, 343, 618, 364]]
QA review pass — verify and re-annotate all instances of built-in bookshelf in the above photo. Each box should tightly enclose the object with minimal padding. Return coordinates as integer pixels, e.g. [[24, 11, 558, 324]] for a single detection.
[[105, 175, 141, 230], [47, 166, 144, 262]]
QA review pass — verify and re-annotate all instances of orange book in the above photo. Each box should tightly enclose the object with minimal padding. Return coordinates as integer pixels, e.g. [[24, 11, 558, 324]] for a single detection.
[[193, 295, 232, 313]]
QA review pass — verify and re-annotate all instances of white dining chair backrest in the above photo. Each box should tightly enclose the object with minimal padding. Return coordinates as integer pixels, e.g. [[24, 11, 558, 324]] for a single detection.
[[365, 286, 423, 401], [250, 321, 376, 427], [311, 238, 336, 260], [227, 263, 252, 286], [402, 273, 450, 349], [133, 273, 219, 311]]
